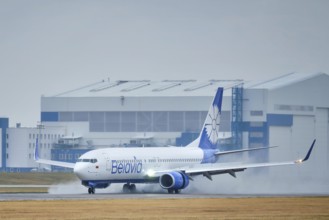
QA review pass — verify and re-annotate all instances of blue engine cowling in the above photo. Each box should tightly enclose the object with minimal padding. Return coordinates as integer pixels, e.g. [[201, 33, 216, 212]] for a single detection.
[[159, 172, 189, 190]]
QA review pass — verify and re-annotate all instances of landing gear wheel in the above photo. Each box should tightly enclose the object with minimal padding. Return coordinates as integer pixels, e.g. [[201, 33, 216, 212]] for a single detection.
[[123, 183, 137, 193], [174, 189, 181, 194], [88, 187, 95, 194], [168, 189, 174, 194], [123, 184, 130, 193], [129, 184, 136, 193]]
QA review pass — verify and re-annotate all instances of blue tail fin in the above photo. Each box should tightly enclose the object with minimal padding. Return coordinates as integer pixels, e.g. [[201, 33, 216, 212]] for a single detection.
[[198, 87, 223, 150]]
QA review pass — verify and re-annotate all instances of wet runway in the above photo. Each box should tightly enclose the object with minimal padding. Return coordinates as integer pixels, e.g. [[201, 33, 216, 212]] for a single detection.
[[0, 193, 229, 201], [1, 192, 328, 201]]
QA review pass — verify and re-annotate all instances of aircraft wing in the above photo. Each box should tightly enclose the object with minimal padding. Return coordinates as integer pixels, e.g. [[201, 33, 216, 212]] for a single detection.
[[35, 158, 75, 169], [183, 160, 297, 178], [184, 139, 316, 178], [152, 139, 315, 179]]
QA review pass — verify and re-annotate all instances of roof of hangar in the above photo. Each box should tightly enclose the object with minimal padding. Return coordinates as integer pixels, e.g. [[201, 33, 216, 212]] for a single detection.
[[245, 72, 326, 90], [49, 79, 243, 97]]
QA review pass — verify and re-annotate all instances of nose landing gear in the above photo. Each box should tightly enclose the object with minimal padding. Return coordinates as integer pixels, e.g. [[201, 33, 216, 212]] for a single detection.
[[88, 187, 95, 194]]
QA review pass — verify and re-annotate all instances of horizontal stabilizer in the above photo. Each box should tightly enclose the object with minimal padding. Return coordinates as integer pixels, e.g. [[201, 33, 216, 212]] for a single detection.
[[36, 158, 75, 169], [215, 146, 278, 156], [34, 137, 75, 169]]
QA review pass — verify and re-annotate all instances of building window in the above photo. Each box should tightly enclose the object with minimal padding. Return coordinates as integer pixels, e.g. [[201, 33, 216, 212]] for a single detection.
[[86, 110, 231, 133], [137, 112, 152, 132], [6, 143, 9, 148], [220, 111, 231, 132], [121, 112, 136, 132], [185, 111, 200, 132], [6, 154, 9, 159], [29, 134, 32, 139], [33, 134, 35, 139], [274, 104, 314, 112], [169, 112, 184, 132], [250, 111, 263, 116], [249, 132, 264, 138], [6, 134, 9, 139], [59, 112, 74, 121], [105, 112, 120, 132], [153, 112, 168, 132], [74, 112, 89, 121]]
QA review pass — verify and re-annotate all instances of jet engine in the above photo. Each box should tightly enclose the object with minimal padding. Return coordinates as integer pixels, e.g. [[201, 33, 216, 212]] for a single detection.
[[159, 171, 189, 190]]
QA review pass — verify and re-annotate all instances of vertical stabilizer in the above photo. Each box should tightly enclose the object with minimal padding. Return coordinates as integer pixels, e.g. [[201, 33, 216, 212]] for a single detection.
[[187, 87, 223, 149]]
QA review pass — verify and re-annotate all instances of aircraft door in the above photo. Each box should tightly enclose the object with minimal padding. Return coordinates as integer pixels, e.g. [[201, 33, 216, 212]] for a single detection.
[[106, 159, 112, 172]]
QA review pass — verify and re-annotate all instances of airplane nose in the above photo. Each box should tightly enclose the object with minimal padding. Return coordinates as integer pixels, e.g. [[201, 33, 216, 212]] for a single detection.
[[73, 163, 86, 180]]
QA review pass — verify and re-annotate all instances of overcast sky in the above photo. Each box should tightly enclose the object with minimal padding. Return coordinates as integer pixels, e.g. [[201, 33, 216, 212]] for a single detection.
[[1, 0, 329, 127]]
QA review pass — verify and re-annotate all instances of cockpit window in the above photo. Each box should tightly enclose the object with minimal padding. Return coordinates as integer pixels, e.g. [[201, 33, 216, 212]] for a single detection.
[[77, 158, 98, 163]]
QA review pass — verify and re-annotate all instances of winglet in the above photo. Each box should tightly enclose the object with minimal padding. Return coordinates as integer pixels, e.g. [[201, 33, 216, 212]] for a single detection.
[[34, 137, 39, 161], [302, 139, 316, 162]]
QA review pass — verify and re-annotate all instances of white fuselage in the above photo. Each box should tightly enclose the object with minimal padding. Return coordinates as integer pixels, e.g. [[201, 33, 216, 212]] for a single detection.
[[73, 147, 204, 183]]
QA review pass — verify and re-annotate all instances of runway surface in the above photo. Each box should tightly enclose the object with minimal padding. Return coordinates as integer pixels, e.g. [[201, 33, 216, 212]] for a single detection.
[[1, 192, 328, 201], [0, 193, 212, 201]]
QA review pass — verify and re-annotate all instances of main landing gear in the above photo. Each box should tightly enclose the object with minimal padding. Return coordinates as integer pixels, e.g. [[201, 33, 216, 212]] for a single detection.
[[167, 189, 181, 194], [88, 187, 95, 194], [122, 183, 136, 193]]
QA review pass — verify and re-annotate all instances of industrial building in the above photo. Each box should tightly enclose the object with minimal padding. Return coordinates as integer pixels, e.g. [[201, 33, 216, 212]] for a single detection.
[[1, 73, 328, 180]]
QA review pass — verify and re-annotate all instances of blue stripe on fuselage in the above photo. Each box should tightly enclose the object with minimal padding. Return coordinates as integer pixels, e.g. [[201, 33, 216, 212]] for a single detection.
[[82, 178, 159, 187]]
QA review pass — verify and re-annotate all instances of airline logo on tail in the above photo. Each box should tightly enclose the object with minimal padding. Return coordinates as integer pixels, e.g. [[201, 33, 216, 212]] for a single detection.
[[198, 87, 223, 150]]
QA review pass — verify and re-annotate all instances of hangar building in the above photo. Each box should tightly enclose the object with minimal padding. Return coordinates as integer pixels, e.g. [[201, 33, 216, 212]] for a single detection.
[[1, 72, 329, 179]]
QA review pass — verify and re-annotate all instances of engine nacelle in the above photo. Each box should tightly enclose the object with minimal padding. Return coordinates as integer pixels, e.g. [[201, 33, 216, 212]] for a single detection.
[[159, 172, 189, 190]]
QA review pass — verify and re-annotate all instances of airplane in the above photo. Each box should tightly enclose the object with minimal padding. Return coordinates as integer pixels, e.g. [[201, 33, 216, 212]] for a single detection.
[[34, 87, 316, 194]]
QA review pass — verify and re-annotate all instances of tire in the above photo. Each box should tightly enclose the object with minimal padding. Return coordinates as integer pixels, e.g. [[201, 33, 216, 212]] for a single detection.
[[129, 184, 136, 193], [123, 184, 130, 193]]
